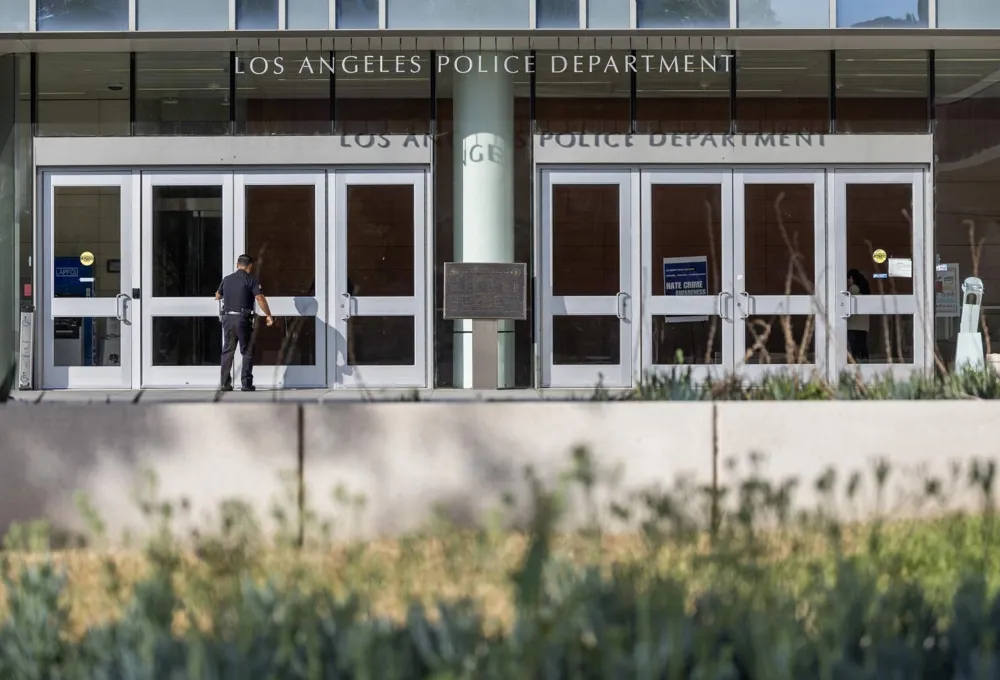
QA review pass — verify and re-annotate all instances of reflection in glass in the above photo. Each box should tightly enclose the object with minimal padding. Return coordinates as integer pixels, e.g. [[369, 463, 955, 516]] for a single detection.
[[387, 0, 529, 27], [335, 53, 431, 134], [53, 318, 123, 367], [637, 0, 729, 27], [236, 0, 279, 28], [288, 0, 330, 27], [652, 317, 722, 365], [152, 187, 223, 298], [836, 0, 926, 26], [854, 315, 914, 363], [538, 0, 579, 27], [552, 185, 620, 297], [347, 185, 414, 297], [36, 53, 130, 137], [587, 0, 629, 27], [52, 187, 120, 299], [37, 0, 128, 30], [846, 184, 914, 296], [349, 316, 415, 365], [534, 51, 630, 134], [135, 53, 231, 136], [636, 53, 730, 133], [336, 0, 378, 27], [651, 185, 722, 296], [254, 317, 317, 365], [0, 0, 29, 30], [245, 186, 317, 297], [744, 315, 816, 364], [744, 184, 815, 295], [738, 0, 829, 27], [152, 318, 221, 366], [137, 0, 228, 29], [835, 51, 930, 133], [938, 0, 1000, 27], [236, 52, 332, 135], [553, 316, 620, 365], [736, 51, 829, 134]]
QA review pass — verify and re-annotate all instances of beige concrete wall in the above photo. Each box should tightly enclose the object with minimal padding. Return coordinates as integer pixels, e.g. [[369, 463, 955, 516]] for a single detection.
[[0, 401, 998, 544]]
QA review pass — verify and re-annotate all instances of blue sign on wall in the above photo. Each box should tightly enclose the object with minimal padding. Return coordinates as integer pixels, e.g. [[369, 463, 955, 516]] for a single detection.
[[53, 257, 97, 366], [663, 256, 709, 323]]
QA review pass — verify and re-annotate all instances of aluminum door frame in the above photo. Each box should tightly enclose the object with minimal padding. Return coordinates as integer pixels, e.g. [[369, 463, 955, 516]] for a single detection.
[[40, 171, 138, 389]]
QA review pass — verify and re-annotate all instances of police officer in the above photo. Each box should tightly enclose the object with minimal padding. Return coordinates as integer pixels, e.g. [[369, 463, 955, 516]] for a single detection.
[[215, 254, 273, 391]]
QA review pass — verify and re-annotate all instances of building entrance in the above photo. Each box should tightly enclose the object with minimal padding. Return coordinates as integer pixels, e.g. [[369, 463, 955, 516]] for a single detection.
[[39, 168, 429, 390], [539, 167, 929, 388]]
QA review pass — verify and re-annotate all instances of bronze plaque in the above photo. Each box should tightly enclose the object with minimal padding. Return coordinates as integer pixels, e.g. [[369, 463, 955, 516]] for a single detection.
[[443, 262, 528, 320]]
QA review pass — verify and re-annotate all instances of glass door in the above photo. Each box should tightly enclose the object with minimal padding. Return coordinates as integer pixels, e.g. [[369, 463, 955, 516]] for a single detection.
[[641, 170, 733, 382], [832, 170, 927, 380], [41, 172, 136, 389], [141, 173, 232, 388], [541, 169, 635, 389], [734, 170, 827, 381], [332, 171, 428, 389], [234, 172, 327, 389]]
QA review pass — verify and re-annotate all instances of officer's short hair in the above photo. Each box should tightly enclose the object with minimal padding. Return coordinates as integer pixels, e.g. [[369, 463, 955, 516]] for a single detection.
[[237, 254, 253, 268]]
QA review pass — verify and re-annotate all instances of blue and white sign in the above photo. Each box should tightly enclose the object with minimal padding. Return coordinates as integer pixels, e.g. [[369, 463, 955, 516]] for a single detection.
[[663, 256, 709, 323]]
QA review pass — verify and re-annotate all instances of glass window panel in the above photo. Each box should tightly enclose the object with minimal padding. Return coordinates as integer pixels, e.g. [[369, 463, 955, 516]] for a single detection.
[[336, 0, 377, 27], [36, 54, 130, 137], [651, 185, 723, 296], [736, 51, 829, 134], [387, 0, 530, 27], [253, 317, 317, 366], [637, 0, 729, 28], [653, 317, 722, 365], [237, 0, 279, 28], [347, 185, 414, 297], [538, 0, 579, 27], [37, 0, 128, 30], [837, 0, 926, 26], [236, 52, 331, 135], [553, 316, 620, 365], [850, 315, 915, 364], [744, 184, 815, 295], [52, 187, 120, 299], [552, 185, 620, 297], [288, 0, 330, 27], [587, 0, 629, 27], [348, 317, 414, 365], [244, 186, 317, 297], [135, 53, 231, 136], [0, 0, 29, 30], [744, 315, 816, 364], [738, 0, 829, 27], [152, 318, 222, 366], [17, 56, 31, 303], [534, 51, 630, 134], [53, 318, 123, 367], [636, 52, 731, 133], [835, 51, 929, 133], [846, 183, 914, 296], [335, 52, 430, 134], [137, 0, 228, 29], [938, 0, 1000, 28], [152, 187, 223, 298]]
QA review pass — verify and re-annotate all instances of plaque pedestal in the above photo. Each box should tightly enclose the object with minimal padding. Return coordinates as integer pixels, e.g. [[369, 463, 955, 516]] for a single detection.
[[471, 319, 500, 390]]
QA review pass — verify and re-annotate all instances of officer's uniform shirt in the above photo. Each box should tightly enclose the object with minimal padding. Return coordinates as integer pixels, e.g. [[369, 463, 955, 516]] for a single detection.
[[218, 269, 262, 314]]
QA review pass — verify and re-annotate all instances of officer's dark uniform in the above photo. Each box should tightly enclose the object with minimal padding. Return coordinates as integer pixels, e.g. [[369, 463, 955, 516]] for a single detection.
[[217, 269, 262, 390]]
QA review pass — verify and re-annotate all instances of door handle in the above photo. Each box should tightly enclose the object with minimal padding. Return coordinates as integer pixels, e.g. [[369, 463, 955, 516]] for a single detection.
[[717, 291, 732, 321], [616, 292, 628, 320], [738, 291, 752, 319], [839, 290, 853, 319], [115, 293, 129, 323]]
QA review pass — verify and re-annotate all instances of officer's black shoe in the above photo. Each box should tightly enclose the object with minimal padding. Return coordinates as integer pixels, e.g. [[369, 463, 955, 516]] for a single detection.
[[241, 385, 256, 392], [220, 384, 233, 392]]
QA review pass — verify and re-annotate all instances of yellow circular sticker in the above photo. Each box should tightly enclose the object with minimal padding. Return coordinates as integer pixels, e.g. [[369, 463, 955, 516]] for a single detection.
[[79, 251, 95, 266], [872, 249, 887, 264]]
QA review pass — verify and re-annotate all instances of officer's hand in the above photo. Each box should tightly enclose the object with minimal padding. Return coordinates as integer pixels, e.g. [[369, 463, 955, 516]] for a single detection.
[[266, 316, 274, 327]]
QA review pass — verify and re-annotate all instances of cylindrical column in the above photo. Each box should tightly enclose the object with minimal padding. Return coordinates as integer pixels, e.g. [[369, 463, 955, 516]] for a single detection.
[[452, 55, 516, 388]]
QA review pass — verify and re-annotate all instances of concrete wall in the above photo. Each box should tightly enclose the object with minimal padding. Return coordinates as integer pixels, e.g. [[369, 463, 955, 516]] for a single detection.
[[0, 401, 997, 544]]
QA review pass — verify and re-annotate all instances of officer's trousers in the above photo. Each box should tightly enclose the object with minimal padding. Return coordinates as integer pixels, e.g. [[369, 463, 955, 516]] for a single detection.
[[221, 314, 255, 388]]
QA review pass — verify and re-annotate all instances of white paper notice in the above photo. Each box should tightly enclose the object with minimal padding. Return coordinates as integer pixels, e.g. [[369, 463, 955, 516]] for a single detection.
[[887, 258, 912, 278]]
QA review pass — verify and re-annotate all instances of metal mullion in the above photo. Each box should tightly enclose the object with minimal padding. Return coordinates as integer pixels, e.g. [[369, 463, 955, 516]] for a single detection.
[[329, 50, 336, 134], [130, 53, 137, 136], [927, 50, 935, 132], [729, 50, 737, 135], [829, 50, 836, 134]]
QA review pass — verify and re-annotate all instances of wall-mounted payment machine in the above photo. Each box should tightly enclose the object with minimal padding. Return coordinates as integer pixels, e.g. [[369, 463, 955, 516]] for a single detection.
[[53, 257, 97, 367], [955, 277, 985, 372]]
